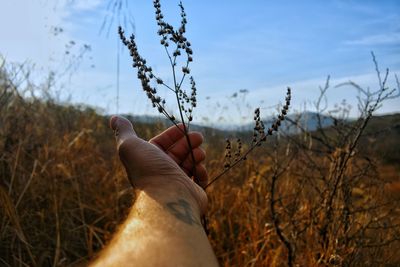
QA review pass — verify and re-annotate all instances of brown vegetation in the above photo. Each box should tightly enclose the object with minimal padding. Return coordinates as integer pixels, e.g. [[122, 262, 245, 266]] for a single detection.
[[1, 54, 400, 266]]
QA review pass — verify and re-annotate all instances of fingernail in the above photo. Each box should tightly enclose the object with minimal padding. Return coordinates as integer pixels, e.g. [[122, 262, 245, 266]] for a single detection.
[[110, 116, 118, 130]]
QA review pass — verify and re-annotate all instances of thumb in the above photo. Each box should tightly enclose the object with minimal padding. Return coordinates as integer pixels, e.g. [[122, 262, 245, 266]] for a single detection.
[[110, 115, 149, 181], [110, 115, 182, 183], [110, 115, 138, 146]]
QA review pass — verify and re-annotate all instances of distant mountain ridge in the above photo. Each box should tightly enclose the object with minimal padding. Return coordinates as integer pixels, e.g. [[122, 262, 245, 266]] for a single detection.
[[239, 111, 336, 133], [120, 111, 336, 132], [120, 112, 400, 135]]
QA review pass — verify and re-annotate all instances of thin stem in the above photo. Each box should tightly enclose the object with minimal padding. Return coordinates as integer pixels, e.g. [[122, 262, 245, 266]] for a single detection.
[[164, 46, 174, 73], [205, 88, 291, 189], [204, 138, 263, 189], [116, 36, 120, 114], [177, 61, 189, 90], [270, 166, 294, 267], [170, 57, 198, 183], [161, 82, 176, 93], [157, 103, 185, 135]]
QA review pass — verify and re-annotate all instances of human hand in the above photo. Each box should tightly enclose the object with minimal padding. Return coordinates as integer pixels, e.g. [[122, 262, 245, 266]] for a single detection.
[[110, 116, 208, 214]]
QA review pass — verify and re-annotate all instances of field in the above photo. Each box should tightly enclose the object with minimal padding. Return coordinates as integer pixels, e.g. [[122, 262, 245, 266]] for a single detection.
[[1, 61, 400, 267]]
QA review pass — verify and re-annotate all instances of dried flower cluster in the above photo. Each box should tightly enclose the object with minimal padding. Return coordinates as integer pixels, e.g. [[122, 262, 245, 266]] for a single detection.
[[119, 0, 200, 188], [118, 28, 174, 120], [155, 0, 193, 59], [206, 88, 292, 188], [223, 138, 243, 169], [252, 108, 266, 144], [118, 1, 292, 190], [118, 0, 197, 128], [234, 138, 242, 161], [224, 139, 232, 169], [253, 87, 291, 144]]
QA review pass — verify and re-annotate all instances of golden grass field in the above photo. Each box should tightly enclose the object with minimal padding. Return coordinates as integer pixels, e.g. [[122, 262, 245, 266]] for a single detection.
[[1, 65, 400, 266]]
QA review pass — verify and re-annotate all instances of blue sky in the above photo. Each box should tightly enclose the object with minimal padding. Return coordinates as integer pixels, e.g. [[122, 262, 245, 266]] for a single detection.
[[1, 0, 399, 125]]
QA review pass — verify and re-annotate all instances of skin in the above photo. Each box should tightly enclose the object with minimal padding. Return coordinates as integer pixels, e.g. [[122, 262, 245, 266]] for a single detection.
[[90, 116, 219, 267]]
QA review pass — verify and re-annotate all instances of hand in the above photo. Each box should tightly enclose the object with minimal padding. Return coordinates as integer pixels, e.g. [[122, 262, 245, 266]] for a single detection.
[[110, 116, 208, 214]]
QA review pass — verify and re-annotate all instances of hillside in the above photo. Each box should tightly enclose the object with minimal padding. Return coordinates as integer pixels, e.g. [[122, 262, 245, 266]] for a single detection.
[[359, 113, 400, 165], [121, 112, 400, 166]]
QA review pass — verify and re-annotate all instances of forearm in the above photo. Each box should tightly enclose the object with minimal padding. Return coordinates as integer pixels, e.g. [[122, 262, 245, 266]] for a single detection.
[[91, 178, 218, 267]]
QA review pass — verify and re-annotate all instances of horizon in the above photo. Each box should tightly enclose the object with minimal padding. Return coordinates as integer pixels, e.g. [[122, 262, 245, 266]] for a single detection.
[[110, 110, 400, 131]]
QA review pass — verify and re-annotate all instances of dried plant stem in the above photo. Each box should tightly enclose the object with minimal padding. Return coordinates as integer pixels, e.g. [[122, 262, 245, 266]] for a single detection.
[[270, 156, 295, 267], [119, 1, 291, 189], [119, 0, 199, 184], [169, 53, 198, 182], [176, 102, 198, 182], [205, 87, 291, 189], [205, 140, 261, 189]]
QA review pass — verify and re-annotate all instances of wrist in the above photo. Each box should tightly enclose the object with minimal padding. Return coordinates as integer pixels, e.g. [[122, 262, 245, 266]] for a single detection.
[[133, 174, 208, 217]]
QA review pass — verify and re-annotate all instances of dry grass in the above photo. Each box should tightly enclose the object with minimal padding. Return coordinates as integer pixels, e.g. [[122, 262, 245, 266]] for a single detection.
[[1, 63, 400, 266]]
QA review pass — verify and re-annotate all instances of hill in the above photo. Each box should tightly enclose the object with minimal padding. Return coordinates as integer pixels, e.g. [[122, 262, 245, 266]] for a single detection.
[[120, 112, 400, 166]]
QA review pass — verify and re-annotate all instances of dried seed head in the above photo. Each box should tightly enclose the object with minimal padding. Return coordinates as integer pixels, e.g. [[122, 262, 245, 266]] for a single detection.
[[120, 1, 198, 135], [224, 139, 232, 169], [247, 88, 291, 147]]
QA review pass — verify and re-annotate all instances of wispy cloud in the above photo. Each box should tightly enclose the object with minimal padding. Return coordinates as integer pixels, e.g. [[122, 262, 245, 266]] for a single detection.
[[246, 70, 400, 117], [69, 0, 102, 11], [344, 32, 400, 46]]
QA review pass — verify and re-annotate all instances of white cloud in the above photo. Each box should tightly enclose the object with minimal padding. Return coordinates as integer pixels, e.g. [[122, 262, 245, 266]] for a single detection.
[[247, 70, 400, 118], [0, 0, 101, 67], [344, 32, 400, 46], [70, 0, 102, 11], [0, 1, 66, 64]]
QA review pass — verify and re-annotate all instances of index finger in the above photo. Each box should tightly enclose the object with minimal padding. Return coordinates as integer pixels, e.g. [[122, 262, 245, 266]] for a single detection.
[[149, 123, 185, 151]]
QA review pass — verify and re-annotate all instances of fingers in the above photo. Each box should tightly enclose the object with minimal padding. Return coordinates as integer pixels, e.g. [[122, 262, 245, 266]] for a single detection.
[[151, 125, 208, 188], [180, 147, 206, 172], [179, 147, 208, 188], [181, 164, 207, 184], [196, 164, 208, 189], [149, 123, 185, 151], [166, 132, 204, 163], [149, 124, 204, 162]]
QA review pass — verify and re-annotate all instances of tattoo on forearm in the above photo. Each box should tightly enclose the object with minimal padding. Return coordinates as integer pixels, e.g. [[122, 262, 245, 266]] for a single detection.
[[166, 199, 200, 226]]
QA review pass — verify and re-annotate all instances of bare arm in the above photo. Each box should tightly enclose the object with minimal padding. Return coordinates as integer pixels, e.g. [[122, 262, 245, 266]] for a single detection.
[[91, 116, 218, 267]]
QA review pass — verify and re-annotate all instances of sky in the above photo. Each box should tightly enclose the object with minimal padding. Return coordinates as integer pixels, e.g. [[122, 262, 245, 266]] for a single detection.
[[1, 0, 399, 126]]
